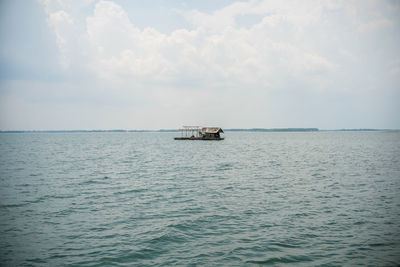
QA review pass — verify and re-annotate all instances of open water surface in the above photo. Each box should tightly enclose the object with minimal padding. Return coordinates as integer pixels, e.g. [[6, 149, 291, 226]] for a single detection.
[[0, 132, 399, 266]]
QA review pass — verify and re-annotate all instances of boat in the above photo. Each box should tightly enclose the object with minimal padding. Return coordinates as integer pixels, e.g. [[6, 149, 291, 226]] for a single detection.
[[174, 126, 224, 140]]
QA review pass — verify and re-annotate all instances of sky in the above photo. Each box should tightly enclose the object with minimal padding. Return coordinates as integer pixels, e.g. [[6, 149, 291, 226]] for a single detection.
[[0, 0, 399, 130]]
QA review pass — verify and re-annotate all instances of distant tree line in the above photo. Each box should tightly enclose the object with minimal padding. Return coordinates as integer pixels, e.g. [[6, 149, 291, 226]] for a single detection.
[[225, 128, 319, 132], [1, 128, 399, 133]]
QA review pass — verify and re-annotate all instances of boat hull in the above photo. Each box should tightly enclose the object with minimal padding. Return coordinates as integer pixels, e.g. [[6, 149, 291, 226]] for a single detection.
[[174, 137, 224, 141]]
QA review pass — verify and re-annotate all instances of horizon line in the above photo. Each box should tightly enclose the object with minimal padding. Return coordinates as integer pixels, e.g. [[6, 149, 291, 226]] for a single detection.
[[1, 128, 399, 133]]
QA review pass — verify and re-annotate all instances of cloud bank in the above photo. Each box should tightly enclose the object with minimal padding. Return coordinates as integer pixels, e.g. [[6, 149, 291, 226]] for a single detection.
[[0, 0, 399, 129]]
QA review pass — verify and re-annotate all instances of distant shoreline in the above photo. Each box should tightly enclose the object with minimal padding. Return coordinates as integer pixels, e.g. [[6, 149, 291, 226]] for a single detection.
[[1, 128, 399, 133]]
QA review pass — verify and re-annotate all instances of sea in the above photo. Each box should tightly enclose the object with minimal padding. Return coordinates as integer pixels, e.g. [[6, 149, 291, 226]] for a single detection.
[[0, 131, 399, 266]]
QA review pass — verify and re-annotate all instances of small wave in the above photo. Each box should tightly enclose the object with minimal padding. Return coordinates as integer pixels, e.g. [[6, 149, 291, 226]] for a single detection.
[[16, 183, 32, 187], [1, 194, 75, 208], [246, 255, 312, 264], [216, 163, 234, 171], [269, 241, 304, 249], [148, 232, 187, 245], [1, 202, 29, 208], [79, 178, 110, 185], [96, 247, 159, 265], [26, 258, 47, 264], [113, 188, 147, 196]]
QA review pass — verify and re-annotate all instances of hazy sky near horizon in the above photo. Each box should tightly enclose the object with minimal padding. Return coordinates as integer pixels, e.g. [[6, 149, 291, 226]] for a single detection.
[[0, 0, 399, 130]]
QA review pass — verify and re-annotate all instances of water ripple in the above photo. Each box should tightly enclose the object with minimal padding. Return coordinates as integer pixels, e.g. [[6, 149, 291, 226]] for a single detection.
[[0, 132, 399, 266]]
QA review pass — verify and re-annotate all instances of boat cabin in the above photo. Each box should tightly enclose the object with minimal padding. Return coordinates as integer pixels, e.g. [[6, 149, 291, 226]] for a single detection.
[[174, 126, 224, 140]]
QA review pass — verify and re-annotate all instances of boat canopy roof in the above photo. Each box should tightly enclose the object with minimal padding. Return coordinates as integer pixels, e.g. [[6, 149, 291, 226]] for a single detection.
[[201, 127, 224, 134], [179, 126, 224, 134], [180, 126, 202, 131]]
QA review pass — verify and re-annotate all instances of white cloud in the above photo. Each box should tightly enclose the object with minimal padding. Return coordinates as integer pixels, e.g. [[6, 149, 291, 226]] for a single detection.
[[39, 0, 95, 68], [24, 0, 400, 129], [81, 0, 342, 90], [359, 18, 392, 34], [47, 10, 74, 68]]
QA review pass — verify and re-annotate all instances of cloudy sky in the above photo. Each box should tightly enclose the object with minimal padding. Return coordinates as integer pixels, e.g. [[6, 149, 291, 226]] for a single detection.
[[0, 0, 399, 130]]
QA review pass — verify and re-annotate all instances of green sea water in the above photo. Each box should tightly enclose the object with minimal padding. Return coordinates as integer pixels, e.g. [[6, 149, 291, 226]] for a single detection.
[[0, 132, 399, 266]]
